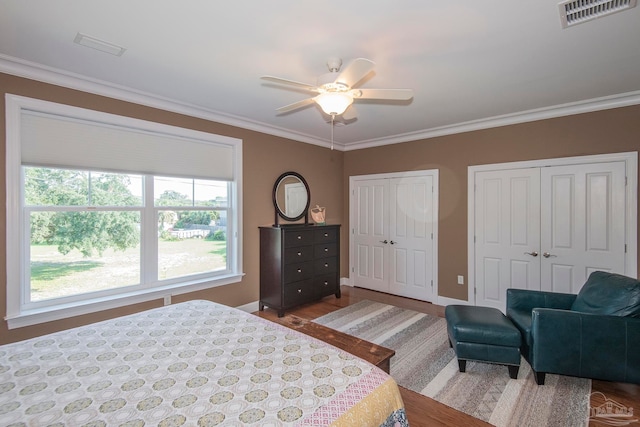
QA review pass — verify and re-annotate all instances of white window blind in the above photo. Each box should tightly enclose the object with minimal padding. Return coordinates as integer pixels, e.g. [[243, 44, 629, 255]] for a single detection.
[[21, 111, 234, 180]]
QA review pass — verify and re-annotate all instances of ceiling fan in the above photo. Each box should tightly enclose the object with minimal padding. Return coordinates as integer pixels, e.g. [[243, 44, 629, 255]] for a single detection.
[[261, 57, 413, 121]]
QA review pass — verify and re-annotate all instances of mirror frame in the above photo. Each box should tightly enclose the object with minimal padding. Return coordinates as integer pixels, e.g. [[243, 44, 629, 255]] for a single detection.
[[272, 171, 311, 226]]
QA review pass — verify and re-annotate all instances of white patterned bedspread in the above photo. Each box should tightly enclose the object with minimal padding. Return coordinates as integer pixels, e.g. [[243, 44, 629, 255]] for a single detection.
[[0, 300, 407, 426]]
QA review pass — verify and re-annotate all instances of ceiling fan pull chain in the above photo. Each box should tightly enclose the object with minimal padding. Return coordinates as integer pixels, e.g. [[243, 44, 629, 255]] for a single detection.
[[330, 114, 335, 150]]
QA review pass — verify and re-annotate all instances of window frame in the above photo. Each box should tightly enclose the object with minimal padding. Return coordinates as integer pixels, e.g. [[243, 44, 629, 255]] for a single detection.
[[5, 94, 243, 329]]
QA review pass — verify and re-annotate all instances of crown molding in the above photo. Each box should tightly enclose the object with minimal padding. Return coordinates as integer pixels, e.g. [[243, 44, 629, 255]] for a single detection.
[[2, 53, 638, 153], [344, 89, 640, 151], [0, 54, 337, 149]]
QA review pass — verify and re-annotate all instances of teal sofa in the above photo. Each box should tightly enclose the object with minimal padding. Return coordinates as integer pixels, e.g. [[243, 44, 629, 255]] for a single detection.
[[506, 271, 640, 385]]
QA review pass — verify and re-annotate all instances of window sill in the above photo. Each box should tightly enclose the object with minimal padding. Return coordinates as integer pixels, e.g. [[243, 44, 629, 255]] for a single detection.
[[5, 273, 244, 329]]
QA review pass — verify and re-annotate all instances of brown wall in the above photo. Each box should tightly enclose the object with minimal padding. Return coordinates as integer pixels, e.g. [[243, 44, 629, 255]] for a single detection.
[[343, 105, 640, 300], [0, 73, 344, 344], [2, 72, 639, 344]]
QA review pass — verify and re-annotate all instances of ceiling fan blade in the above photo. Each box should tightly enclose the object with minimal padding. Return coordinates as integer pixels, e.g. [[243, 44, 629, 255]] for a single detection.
[[276, 97, 316, 113], [355, 88, 414, 100], [334, 58, 375, 88], [341, 105, 358, 121], [261, 75, 318, 91]]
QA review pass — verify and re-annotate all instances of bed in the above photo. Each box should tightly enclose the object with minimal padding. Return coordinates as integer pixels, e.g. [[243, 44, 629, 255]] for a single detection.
[[0, 300, 408, 426]]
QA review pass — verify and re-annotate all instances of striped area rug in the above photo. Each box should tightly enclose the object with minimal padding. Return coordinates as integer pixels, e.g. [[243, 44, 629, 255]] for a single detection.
[[314, 300, 591, 427]]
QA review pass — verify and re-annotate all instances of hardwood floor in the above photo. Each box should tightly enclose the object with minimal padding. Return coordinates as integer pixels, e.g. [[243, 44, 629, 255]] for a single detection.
[[255, 285, 640, 427]]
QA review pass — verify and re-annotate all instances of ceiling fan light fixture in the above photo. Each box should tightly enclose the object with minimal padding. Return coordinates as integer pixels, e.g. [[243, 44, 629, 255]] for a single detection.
[[263, 57, 413, 120], [315, 92, 353, 116]]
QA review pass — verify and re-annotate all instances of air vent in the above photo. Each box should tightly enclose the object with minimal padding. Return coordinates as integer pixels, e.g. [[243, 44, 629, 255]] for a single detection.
[[559, 0, 637, 28]]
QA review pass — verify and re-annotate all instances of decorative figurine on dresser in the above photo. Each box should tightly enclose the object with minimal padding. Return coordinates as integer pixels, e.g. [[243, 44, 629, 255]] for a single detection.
[[259, 171, 341, 317]]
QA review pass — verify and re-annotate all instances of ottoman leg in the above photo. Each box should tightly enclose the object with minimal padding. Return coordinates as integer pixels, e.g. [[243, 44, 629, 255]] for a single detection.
[[508, 365, 519, 379], [458, 359, 466, 373]]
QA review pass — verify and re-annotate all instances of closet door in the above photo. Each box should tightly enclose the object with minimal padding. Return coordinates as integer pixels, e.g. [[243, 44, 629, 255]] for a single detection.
[[350, 171, 438, 301], [473, 160, 628, 311], [352, 178, 390, 292], [474, 168, 541, 311], [388, 176, 436, 301], [540, 162, 626, 294]]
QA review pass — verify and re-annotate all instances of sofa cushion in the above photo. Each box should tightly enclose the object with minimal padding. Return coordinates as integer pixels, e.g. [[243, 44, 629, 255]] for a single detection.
[[571, 271, 640, 317], [507, 308, 533, 347]]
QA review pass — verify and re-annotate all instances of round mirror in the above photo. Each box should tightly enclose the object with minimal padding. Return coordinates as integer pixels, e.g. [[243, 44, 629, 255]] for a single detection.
[[273, 171, 310, 225]]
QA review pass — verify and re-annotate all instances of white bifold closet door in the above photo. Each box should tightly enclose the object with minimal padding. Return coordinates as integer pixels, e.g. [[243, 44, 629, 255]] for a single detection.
[[475, 161, 626, 311], [351, 173, 437, 302]]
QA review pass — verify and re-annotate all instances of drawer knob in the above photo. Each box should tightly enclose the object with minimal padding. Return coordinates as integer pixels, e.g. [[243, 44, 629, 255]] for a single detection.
[[323, 281, 328, 286], [297, 235, 302, 240], [324, 233, 329, 237], [297, 268, 302, 273], [297, 289, 302, 293], [324, 263, 329, 268], [297, 252, 302, 256], [324, 248, 329, 252]]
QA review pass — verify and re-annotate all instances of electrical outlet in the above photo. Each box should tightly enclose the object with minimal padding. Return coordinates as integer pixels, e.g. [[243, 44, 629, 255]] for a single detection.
[[457, 275, 464, 285]]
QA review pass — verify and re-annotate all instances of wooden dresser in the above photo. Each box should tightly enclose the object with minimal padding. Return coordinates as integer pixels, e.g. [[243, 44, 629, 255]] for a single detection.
[[259, 224, 341, 317]]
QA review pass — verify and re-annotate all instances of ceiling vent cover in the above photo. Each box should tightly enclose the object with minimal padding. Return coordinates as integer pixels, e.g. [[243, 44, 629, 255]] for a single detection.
[[559, 0, 637, 28]]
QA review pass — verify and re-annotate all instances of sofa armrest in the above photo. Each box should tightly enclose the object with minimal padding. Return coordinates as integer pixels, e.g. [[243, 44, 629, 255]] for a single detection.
[[531, 308, 640, 384], [506, 290, 577, 361], [506, 289, 576, 313]]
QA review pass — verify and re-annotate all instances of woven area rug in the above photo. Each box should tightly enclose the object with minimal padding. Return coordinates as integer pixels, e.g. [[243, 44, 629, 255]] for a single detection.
[[314, 300, 591, 427]]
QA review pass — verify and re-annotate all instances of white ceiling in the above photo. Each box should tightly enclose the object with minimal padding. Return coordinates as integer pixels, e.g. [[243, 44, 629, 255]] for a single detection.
[[1, 1, 639, 151]]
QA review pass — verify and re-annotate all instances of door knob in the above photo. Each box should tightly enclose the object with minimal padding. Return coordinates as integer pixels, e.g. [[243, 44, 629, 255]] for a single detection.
[[380, 240, 388, 244], [390, 240, 397, 245], [542, 252, 557, 258], [524, 251, 538, 257]]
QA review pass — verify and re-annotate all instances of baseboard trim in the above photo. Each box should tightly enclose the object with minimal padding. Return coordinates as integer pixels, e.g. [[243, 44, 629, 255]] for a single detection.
[[239, 295, 471, 313], [437, 295, 473, 307], [236, 300, 260, 313]]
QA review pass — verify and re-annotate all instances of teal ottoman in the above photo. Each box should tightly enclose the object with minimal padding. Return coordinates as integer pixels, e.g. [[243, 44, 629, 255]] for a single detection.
[[445, 305, 522, 379]]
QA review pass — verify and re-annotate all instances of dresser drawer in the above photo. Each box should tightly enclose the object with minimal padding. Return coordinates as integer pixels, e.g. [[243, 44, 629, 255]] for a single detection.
[[283, 279, 314, 306], [284, 245, 313, 263], [314, 274, 338, 298], [283, 230, 314, 248], [314, 257, 338, 274], [314, 242, 337, 259], [284, 261, 313, 283], [314, 227, 338, 243]]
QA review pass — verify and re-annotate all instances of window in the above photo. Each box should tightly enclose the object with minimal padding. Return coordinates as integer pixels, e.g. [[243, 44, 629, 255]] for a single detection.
[[5, 95, 243, 328]]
